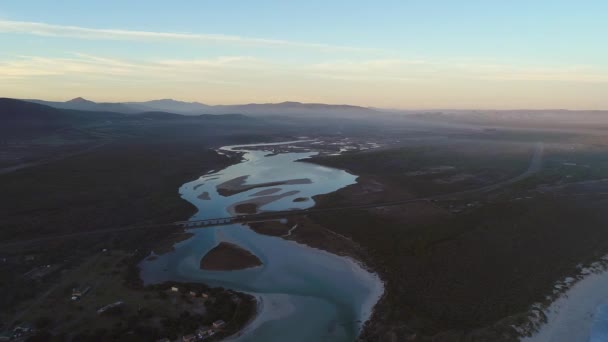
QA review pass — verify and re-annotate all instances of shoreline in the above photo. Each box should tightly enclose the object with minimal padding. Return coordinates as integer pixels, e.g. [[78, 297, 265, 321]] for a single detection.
[[270, 218, 386, 333], [520, 255, 608, 342], [341, 255, 386, 331], [223, 293, 298, 342]]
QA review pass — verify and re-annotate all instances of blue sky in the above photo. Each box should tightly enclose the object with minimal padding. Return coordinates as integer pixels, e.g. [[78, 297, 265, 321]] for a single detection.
[[1, 1, 607, 108]]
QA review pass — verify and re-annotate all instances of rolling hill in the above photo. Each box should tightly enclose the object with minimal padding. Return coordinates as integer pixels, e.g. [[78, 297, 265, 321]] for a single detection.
[[22, 97, 379, 117]]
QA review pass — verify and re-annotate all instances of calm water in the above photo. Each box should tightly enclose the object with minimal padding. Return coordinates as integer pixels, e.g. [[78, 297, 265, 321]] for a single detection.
[[140, 141, 383, 341]]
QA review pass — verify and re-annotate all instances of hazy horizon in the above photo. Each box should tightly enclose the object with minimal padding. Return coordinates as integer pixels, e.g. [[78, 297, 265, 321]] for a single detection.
[[2, 0, 608, 110], [17, 95, 608, 112]]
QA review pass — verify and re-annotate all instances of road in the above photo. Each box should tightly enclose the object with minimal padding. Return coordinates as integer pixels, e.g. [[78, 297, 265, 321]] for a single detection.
[[0, 142, 544, 250]]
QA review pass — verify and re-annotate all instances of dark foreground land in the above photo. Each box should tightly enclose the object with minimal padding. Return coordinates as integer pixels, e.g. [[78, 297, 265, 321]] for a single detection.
[[0, 98, 405, 340], [0, 99, 301, 340], [4, 97, 608, 341], [308, 132, 608, 341], [0, 139, 264, 340]]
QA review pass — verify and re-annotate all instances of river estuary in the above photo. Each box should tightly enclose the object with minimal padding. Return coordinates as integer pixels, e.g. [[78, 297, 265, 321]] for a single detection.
[[140, 141, 384, 341]]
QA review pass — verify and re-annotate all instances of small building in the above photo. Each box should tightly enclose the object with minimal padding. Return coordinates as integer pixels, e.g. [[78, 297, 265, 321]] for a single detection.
[[189, 291, 197, 297], [13, 323, 33, 334], [212, 320, 226, 329], [182, 334, 196, 342], [201, 293, 209, 299], [71, 286, 91, 300], [171, 286, 179, 292], [196, 327, 212, 338]]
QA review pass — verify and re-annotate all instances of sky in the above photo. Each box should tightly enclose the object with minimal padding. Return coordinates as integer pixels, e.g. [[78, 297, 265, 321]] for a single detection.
[[1, 0, 607, 109]]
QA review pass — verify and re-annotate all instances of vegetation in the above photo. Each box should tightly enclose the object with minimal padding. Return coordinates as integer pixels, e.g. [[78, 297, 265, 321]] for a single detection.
[[12, 250, 255, 341], [311, 140, 532, 198], [309, 135, 608, 340], [0, 99, 285, 337]]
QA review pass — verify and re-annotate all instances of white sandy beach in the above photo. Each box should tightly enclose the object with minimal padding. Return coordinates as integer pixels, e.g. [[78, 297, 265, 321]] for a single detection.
[[522, 262, 608, 342]]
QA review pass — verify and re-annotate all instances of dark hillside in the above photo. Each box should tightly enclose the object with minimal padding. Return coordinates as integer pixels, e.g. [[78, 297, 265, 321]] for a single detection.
[[0, 98, 127, 139]]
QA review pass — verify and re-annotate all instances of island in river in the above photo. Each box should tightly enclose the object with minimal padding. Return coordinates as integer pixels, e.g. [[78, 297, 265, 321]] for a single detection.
[[216, 175, 312, 196], [200, 242, 263, 271]]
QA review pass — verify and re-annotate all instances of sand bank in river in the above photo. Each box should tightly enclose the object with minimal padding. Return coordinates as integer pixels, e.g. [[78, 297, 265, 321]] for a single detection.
[[234, 203, 258, 214], [216, 175, 311, 196], [248, 220, 291, 236], [228, 190, 300, 215], [200, 242, 262, 271], [250, 188, 282, 196]]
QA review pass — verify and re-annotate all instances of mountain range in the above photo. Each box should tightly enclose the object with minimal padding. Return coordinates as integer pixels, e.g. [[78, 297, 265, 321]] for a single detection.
[[0, 98, 257, 140], [25, 97, 377, 117]]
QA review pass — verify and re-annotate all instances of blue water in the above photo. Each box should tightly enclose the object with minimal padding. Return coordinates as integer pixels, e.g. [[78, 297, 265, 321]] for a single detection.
[[140, 142, 383, 341], [590, 305, 608, 342]]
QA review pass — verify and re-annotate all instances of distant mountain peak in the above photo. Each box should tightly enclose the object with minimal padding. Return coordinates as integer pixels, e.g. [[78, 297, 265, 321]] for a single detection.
[[67, 97, 95, 104], [147, 98, 196, 104]]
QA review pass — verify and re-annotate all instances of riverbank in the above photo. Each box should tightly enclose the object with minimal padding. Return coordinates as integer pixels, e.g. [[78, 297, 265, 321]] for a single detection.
[[223, 293, 295, 342], [244, 215, 385, 333]]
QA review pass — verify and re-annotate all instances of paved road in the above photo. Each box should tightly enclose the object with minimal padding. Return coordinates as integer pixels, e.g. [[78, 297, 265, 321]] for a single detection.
[[433, 141, 544, 198], [0, 142, 544, 250]]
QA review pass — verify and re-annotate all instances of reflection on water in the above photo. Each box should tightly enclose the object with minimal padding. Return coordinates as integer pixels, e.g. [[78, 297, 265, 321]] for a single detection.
[[140, 142, 383, 342]]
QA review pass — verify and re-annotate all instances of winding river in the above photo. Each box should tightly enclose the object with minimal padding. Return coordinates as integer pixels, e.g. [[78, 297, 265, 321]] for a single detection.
[[139, 141, 383, 341]]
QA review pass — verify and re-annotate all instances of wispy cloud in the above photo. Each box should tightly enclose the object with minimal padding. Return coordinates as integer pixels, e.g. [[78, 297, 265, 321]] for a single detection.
[[0, 20, 376, 52], [308, 59, 608, 84], [3, 53, 607, 86], [0, 53, 272, 86]]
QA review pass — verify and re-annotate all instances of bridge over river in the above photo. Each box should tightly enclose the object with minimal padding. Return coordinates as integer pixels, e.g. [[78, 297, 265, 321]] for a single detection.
[[174, 197, 433, 229]]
